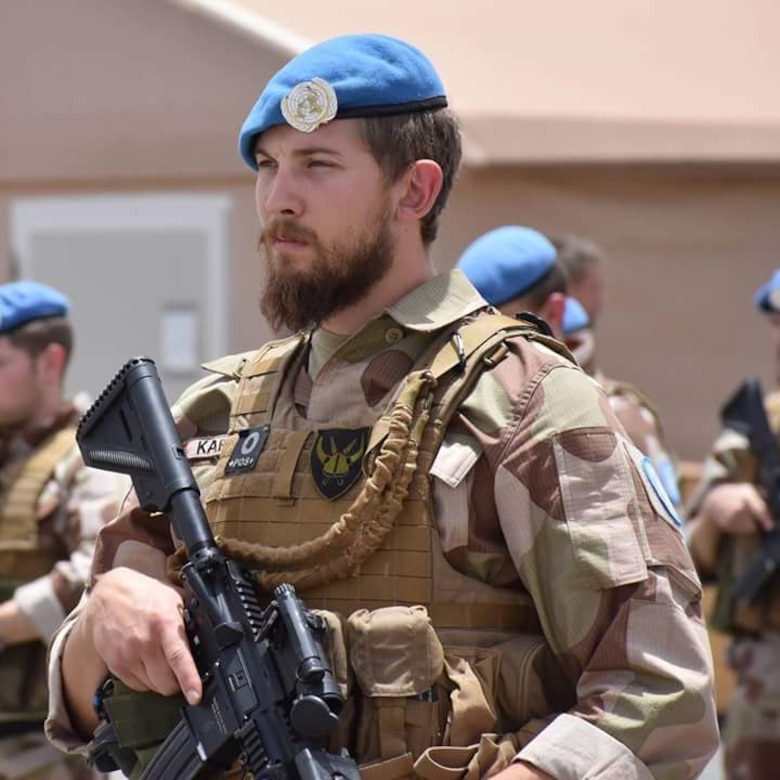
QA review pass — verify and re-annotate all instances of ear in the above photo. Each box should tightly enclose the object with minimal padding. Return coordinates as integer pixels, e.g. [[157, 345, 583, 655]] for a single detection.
[[539, 292, 566, 338], [395, 160, 443, 226], [35, 343, 67, 386]]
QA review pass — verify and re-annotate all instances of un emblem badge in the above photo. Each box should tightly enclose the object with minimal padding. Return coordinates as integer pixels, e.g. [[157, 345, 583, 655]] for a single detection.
[[281, 78, 338, 133], [311, 427, 369, 500]]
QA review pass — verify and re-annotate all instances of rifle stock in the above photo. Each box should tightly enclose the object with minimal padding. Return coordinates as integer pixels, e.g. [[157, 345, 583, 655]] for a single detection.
[[720, 378, 780, 604], [77, 358, 358, 780]]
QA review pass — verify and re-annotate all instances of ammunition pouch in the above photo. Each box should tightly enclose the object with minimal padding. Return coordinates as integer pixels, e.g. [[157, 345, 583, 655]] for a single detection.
[[338, 607, 572, 780], [90, 678, 185, 779]]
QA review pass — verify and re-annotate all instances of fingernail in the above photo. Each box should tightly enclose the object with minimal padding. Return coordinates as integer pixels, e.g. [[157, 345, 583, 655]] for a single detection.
[[186, 689, 199, 705]]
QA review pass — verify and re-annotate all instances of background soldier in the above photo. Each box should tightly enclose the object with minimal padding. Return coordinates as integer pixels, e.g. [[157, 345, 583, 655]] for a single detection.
[[47, 34, 717, 779], [0, 280, 126, 779], [687, 269, 780, 779], [554, 233, 682, 508]]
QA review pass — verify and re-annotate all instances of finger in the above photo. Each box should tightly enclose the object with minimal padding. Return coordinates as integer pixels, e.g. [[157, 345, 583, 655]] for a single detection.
[[159, 616, 202, 705], [744, 489, 774, 533]]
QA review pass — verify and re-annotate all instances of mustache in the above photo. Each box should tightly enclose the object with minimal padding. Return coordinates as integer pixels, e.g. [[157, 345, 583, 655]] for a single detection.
[[260, 219, 318, 246]]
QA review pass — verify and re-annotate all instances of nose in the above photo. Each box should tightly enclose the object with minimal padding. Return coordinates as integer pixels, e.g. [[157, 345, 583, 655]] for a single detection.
[[256, 165, 303, 220]]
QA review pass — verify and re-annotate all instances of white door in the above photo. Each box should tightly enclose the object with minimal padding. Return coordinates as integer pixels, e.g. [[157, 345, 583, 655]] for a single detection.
[[10, 193, 230, 405]]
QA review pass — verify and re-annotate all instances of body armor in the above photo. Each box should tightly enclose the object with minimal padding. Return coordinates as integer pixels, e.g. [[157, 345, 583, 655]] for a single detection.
[[0, 424, 76, 721]]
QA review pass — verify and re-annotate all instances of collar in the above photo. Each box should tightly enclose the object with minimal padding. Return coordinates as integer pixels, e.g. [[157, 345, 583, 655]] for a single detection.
[[385, 269, 487, 332], [309, 270, 488, 371]]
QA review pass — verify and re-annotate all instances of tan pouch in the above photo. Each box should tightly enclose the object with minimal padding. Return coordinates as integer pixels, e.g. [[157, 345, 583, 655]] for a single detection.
[[348, 606, 445, 762]]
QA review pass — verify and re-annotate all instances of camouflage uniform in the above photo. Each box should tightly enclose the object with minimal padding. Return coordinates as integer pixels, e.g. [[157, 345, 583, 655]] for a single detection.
[[688, 389, 780, 779], [1, 402, 126, 779], [46, 272, 718, 779]]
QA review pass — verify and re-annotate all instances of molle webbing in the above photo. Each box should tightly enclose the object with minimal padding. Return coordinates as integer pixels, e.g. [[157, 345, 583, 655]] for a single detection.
[[0, 426, 75, 581], [203, 315, 557, 631]]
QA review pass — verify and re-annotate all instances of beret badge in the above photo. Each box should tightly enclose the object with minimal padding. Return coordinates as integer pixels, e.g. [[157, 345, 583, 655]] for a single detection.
[[281, 77, 338, 133]]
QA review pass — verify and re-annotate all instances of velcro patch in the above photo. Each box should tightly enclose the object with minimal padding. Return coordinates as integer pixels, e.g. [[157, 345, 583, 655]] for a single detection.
[[184, 435, 228, 461], [225, 426, 270, 474]]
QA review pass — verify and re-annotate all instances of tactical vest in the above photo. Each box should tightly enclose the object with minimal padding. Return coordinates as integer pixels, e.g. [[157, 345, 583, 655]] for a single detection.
[[711, 392, 780, 635], [204, 314, 563, 629], [108, 316, 580, 779], [0, 424, 76, 722]]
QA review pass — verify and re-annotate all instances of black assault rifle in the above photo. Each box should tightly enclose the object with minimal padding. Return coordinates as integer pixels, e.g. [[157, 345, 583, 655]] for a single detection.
[[720, 378, 780, 604], [76, 357, 359, 780]]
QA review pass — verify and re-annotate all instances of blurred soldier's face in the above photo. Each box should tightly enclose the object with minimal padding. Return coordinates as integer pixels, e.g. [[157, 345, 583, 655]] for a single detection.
[[253, 119, 395, 332], [0, 337, 43, 433], [568, 259, 605, 326]]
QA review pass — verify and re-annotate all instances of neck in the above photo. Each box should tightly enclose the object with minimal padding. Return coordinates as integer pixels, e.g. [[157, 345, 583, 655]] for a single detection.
[[23, 389, 68, 441], [322, 243, 435, 335]]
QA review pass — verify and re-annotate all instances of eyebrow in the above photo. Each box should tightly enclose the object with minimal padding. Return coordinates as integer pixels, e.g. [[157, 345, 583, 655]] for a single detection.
[[254, 145, 344, 159]]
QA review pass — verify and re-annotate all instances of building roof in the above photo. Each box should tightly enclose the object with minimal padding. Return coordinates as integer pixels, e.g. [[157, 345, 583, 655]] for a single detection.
[[172, 0, 780, 164]]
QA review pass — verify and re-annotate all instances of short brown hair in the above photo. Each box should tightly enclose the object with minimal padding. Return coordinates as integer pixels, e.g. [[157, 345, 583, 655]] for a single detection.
[[7, 316, 73, 368], [552, 235, 604, 285], [523, 263, 568, 310], [360, 108, 462, 245]]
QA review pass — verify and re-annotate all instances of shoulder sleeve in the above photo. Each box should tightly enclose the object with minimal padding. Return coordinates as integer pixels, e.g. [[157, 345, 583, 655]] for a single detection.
[[489, 359, 718, 778], [172, 351, 253, 438]]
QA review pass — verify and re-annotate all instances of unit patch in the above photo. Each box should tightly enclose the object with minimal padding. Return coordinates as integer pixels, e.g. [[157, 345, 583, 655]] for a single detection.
[[225, 426, 270, 474], [311, 427, 369, 500], [184, 435, 228, 461], [642, 455, 683, 529]]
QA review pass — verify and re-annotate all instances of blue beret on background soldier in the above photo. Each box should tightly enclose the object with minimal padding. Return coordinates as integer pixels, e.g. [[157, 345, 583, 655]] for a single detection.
[[456, 225, 568, 336], [687, 269, 780, 780], [47, 33, 718, 779], [0, 280, 127, 779]]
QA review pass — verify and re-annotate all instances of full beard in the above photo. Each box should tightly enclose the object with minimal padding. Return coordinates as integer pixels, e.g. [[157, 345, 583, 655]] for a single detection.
[[259, 211, 394, 333]]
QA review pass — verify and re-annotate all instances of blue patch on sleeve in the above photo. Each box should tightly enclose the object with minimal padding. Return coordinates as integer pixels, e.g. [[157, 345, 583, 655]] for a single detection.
[[642, 456, 683, 528], [654, 455, 681, 507]]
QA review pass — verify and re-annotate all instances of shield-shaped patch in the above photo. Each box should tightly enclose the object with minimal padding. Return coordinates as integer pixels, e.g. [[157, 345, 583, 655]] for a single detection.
[[311, 427, 370, 500]]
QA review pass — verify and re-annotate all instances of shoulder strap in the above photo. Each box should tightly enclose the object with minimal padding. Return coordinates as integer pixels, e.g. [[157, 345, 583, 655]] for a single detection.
[[367, 313, 575, 455], [230, 333, 309, 421]]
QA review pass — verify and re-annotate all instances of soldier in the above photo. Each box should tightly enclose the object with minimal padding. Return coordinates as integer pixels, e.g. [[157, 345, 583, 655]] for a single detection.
[[554, 234, 682, 509], [47, 34, 718, 779], [687, 269, 780, 779], [0, 280, 127, 778]]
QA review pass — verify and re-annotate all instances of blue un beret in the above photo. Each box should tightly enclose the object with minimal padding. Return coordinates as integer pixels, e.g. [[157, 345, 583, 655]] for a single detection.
[[754, 269, 780, 314], [456, 226, 557, 306], [239, 33, 447, 169], [0, 280, 70, 334], [561, 297, 590, 336]]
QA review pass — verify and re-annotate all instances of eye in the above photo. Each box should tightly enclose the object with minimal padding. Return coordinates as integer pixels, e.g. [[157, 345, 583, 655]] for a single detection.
[[308, 159, 334, 168], [255, 157, 276, 169]]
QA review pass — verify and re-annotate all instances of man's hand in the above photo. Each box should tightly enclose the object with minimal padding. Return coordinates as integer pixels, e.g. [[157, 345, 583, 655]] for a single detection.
[[699, 483, 773, 536], [689, 483, 774, 574], [62, 566, 201, 739], [86, 567, 201, 703]]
